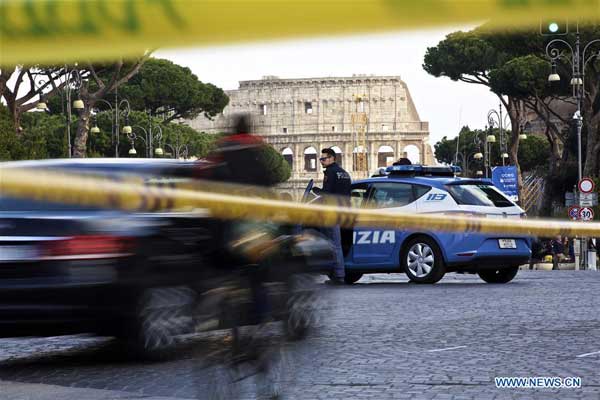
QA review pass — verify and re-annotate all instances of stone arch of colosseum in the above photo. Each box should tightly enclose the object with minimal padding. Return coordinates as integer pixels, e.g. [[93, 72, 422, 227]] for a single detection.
[[281, 147, 293, 168], [280, 140, 430, 176], [188, 75, 433, 198], [303, 146, 318, 172], [402, 143, 422, 164], [377, 145, 395, 168]]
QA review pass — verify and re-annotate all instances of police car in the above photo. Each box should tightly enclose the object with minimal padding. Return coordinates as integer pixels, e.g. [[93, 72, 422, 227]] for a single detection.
[[337, 165, 531, 284]]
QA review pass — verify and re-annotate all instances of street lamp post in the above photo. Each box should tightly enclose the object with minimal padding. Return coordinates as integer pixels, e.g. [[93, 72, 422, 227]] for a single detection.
[[487, 104, 510, 167], [163, 143, 189, 159], [92, 97, 131, 158], [162, 127, 189, 159], [473, 128, 496, 179], [129, 122, 163, 158], [455, 151, 483, 178], [546, 24, 599, 270], [126, 128, 143, 156], [545, 24, 600, 183], [454, 132, 487, 177], [36, 66, 84, 158], [64, 67, 85, 159]]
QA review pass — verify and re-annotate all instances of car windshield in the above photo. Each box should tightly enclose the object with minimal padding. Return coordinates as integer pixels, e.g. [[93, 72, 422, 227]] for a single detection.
[[445, 184, 514, 208]]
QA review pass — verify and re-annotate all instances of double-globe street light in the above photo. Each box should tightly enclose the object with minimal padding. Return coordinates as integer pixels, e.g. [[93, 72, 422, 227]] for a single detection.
[[545, 24, 600, 183], [162, 128, 189, 159], [455, 150, 484, 178], [487, 105, 510, 166], [487, 105, 528, 167], [162, 143, 189, 159], [36, 65, 85, 158], [89, 97, 132, 158], [472, 128, 497, 179], [127, 120, 164, 158], [453, 128, 493, 178], [455, 131, 488, 177]]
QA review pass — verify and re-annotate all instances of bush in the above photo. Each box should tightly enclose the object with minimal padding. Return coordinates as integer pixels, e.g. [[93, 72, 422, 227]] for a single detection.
[[0, 106, 68, 160]]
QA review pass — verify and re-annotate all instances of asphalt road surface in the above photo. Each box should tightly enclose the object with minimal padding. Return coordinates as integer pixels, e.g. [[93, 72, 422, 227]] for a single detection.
[[1, 270, 600, 400]]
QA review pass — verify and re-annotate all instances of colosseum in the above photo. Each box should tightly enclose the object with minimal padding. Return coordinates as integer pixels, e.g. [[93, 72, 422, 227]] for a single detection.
[[187, 75, 434, 199]]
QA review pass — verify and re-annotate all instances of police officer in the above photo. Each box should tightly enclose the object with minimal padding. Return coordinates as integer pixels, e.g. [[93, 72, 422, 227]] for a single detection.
[[315, 148, 351, 284]]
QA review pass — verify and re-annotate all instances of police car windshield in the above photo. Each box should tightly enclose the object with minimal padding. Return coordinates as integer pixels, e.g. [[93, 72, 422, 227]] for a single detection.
[[446, 184, 513, 208]]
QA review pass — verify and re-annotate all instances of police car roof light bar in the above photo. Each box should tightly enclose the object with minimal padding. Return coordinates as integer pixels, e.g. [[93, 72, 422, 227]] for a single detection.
[[385, 164, 460, 177]]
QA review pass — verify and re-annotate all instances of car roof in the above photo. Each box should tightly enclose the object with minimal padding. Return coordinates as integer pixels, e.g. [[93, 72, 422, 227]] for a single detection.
[[354, 175, 493, 189], [0, 158, 188, 167], [0, 158, 199, 175]]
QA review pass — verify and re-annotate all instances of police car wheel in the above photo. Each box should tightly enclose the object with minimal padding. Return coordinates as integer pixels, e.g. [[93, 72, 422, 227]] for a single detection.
[[344, 272, 363, 285], [477, 266, 519, 284], [402, 237, 445, 284]]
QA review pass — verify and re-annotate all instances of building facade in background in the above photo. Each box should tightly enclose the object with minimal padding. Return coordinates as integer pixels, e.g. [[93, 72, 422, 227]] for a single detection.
[[187, 75, 434, 199]]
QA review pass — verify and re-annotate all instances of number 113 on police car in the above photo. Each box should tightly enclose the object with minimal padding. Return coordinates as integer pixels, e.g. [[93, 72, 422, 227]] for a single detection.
[[498, 239, 516, 249]]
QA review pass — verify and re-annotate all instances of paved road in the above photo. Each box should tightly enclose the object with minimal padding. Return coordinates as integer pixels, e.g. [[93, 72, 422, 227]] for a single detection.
[[1, 270, 600, 400]]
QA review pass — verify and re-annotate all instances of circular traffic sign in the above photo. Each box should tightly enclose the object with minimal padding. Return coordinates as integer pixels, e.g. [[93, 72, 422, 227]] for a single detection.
[[578, 207, 594, 221], [568, 206, 580, 220], [578, 177, 595, 193]]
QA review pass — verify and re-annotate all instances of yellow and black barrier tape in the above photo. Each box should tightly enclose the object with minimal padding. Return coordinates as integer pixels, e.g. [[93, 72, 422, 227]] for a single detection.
[[1, 0, 599, 66], [1, 167, 599, 238]]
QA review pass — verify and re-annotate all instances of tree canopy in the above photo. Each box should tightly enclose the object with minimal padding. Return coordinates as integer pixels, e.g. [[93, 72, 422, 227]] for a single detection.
[[114, 58, 229, 123], [434, 125, 550, 177], [425, 23, 600, 215]]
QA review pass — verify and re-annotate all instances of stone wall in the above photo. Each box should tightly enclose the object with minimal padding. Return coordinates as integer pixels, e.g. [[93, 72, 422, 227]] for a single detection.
[[187, 75, 434, 199]]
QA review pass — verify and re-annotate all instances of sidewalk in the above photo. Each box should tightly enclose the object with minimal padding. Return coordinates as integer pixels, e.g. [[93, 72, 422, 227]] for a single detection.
[[0, 380, 192, 400], [522, 262, 576, 270]]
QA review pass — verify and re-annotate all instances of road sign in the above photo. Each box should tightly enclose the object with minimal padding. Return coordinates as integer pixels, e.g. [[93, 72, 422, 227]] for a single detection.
[[492, 166, 519, 202], [579, 207, 594, 221], [580, 193, 595, 207], [568, 206, 580, 220], [578, 177, 595, 193]]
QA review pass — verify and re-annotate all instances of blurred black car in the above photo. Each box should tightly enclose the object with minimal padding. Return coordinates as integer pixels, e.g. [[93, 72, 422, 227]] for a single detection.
[[0, 159, 333, 358]]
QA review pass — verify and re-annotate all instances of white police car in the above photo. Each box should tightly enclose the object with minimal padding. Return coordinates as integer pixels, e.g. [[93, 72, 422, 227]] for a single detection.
[[338, 165, 531, 284]]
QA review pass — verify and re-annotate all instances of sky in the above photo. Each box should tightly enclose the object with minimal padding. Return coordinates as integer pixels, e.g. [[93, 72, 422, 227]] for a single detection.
[[156, 25, 501, 146]]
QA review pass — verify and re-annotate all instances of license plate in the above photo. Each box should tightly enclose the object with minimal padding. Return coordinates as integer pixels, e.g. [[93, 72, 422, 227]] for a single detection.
[[498, 239, 516, 249], [0, 245, 38, 262]]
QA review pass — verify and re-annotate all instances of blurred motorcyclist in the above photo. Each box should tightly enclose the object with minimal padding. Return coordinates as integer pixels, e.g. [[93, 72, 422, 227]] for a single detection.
[[197, 113, 278, 322], [201, 114, 280, 187]]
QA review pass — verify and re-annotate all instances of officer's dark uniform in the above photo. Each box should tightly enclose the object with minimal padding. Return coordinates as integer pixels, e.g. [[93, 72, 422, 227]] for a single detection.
[[322, 162, 352, 201], [318, 162, 351, 281]]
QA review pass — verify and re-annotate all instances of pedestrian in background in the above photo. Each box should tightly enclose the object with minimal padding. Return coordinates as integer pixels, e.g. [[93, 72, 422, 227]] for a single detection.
[[551, 236, 565, 270], [392, 157, 412, 166], [314, 148, 351, 284]]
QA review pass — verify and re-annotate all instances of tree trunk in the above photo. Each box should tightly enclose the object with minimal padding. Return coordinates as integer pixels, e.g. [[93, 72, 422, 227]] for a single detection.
[[3, 95, 22, 135], [509, 118, 523, 202], [540, 149, 562, 217], [72, 105, 92, 158], [583, 67, 599, 178], [505, 98, 524, 202], [539, 129, 564, 217], [11, 107, 21, 135], [583, 113, 600, 178]]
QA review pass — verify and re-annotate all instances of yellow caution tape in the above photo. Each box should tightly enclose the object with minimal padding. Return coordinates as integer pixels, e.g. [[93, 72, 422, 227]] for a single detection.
[[1, 0, 599, 65], [1, 167, 599, 238]]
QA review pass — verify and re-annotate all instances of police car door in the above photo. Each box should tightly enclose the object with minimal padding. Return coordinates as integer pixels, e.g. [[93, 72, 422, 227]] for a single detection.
[[352, 182, 417, 266]]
